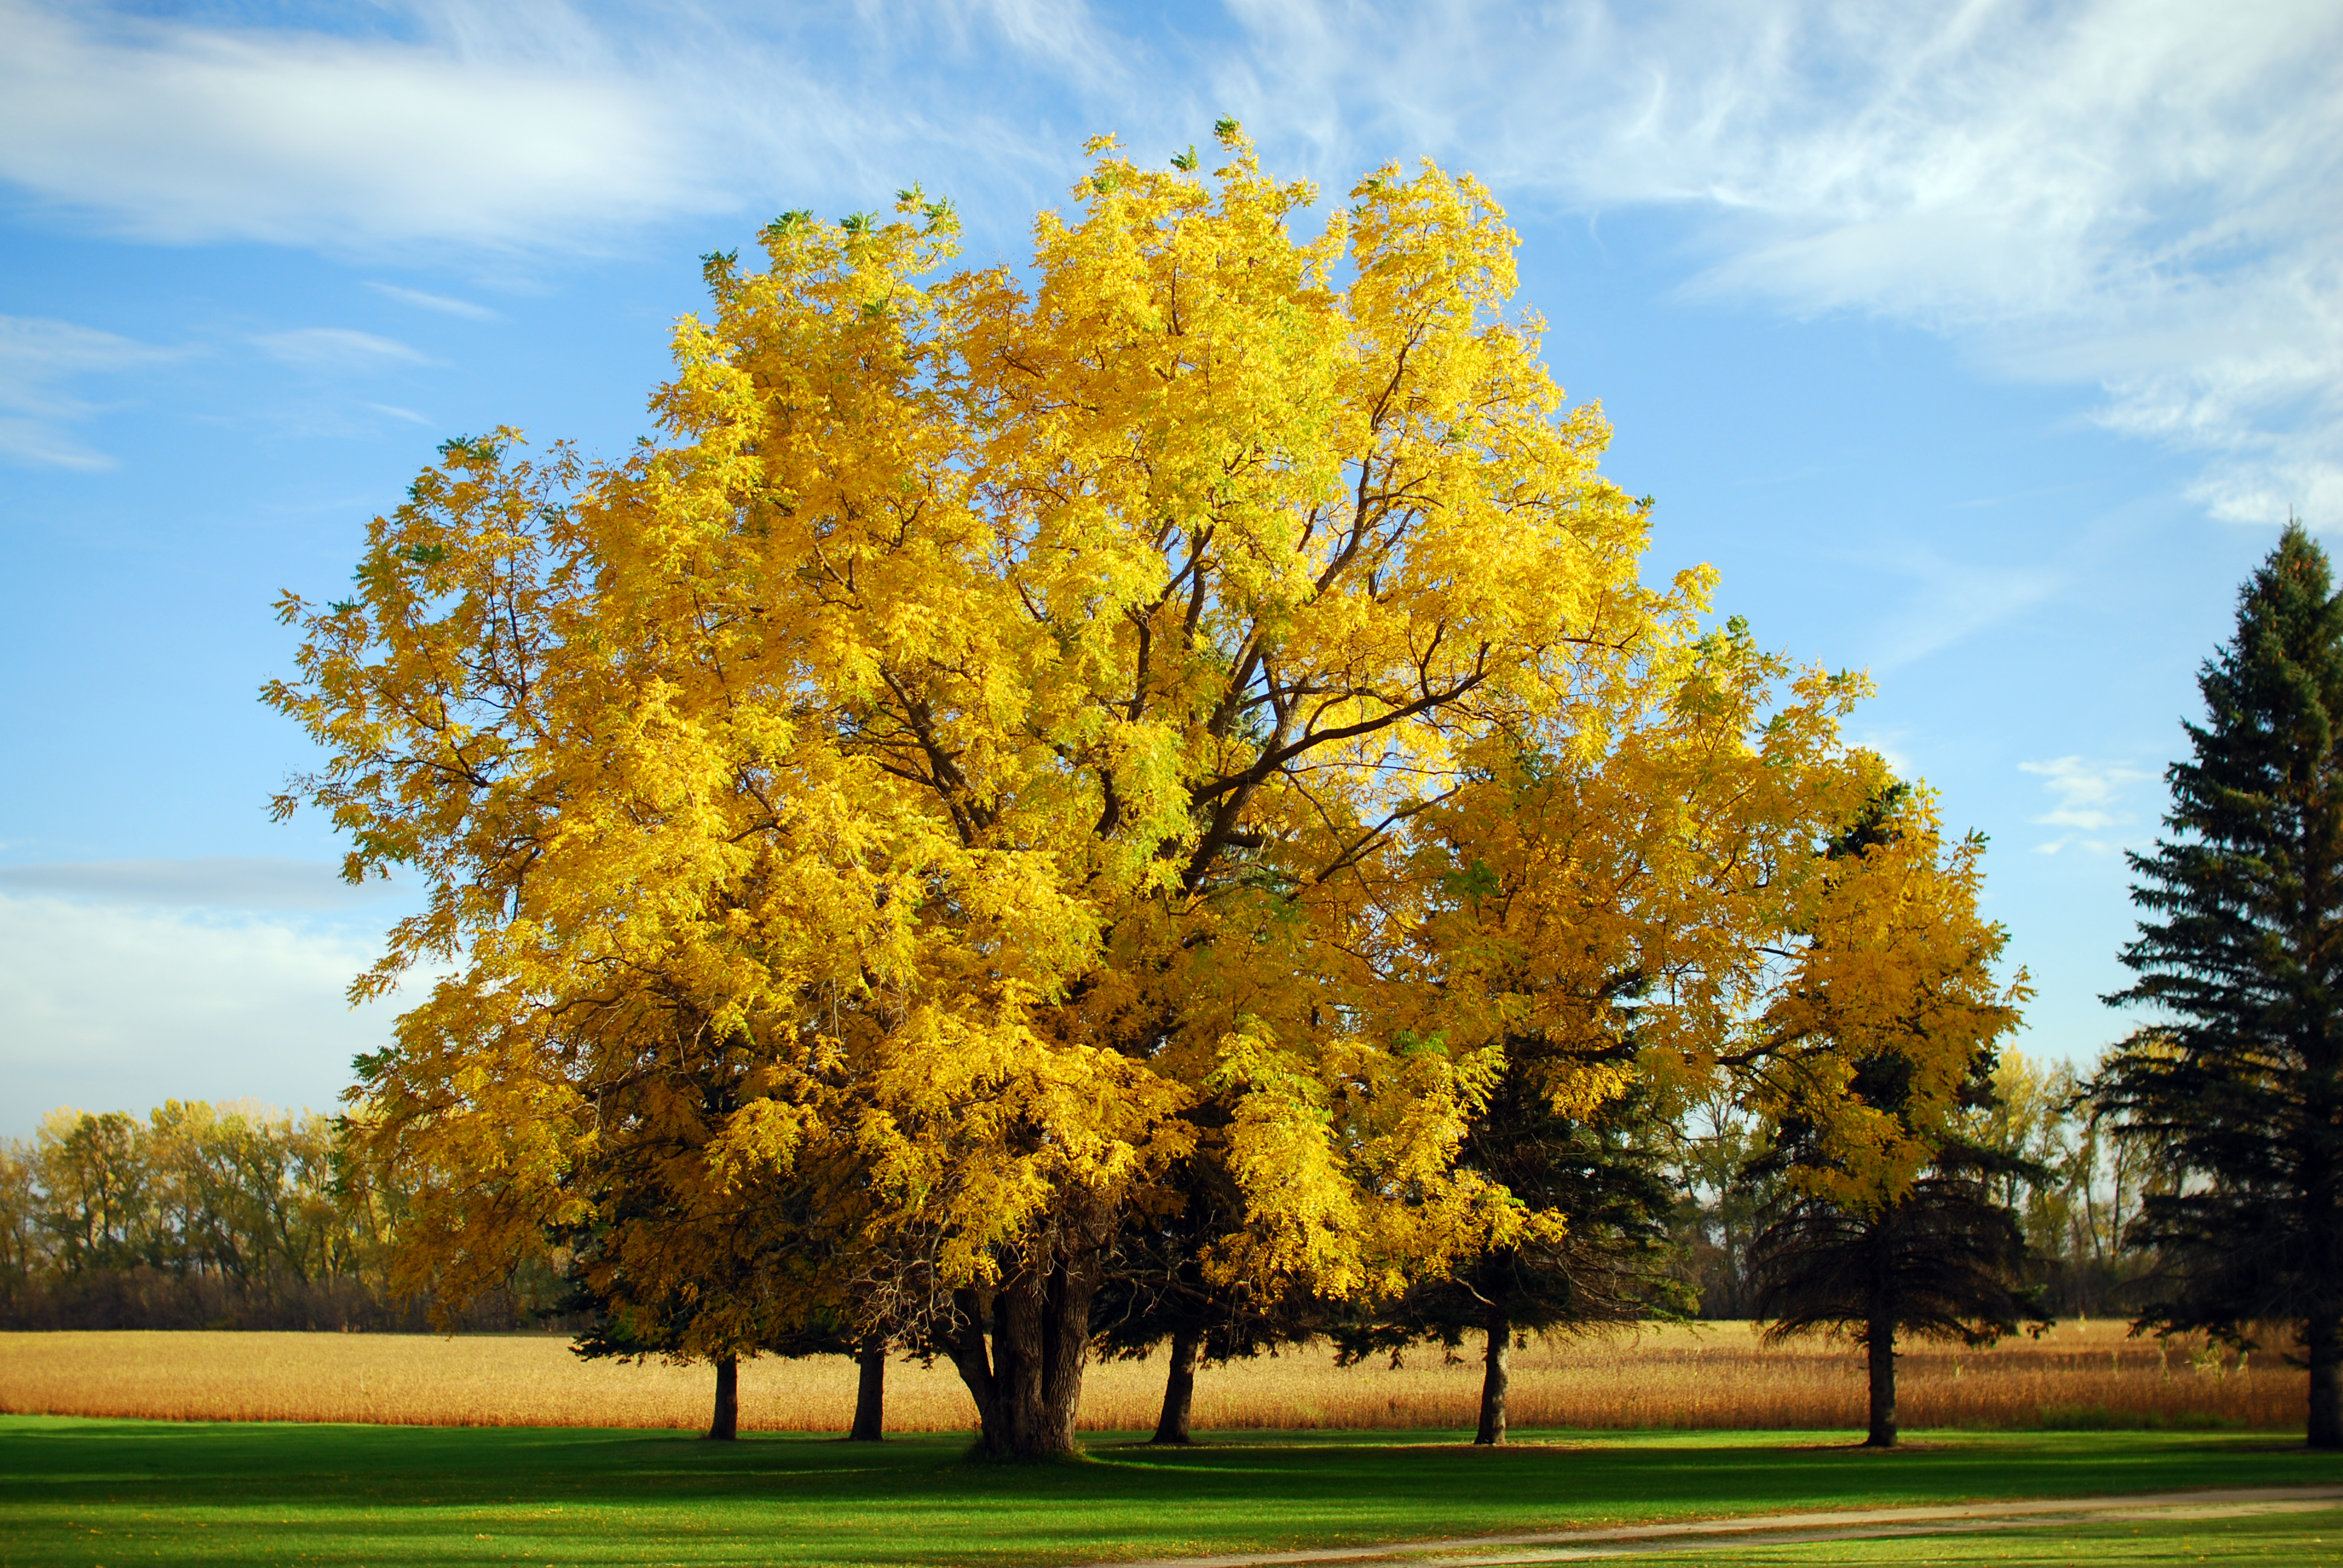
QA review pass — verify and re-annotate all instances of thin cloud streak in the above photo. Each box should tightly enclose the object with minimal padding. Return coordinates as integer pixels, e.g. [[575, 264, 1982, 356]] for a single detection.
[[253, 327, 433, 371], [0, 857, 409, 910], [0, 312, 182, 469], [364, 281, 502, 319]]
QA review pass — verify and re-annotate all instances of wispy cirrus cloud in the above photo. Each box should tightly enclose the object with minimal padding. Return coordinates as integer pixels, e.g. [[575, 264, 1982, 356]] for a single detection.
[[0, 312, 182, 469], [1204, 0, 2343, 529], [0, 0, 723, 251], [253, 327, 433, 371], [364, 281, 501, 321], [1867, 546, 2063, 673], [5, 2, 2336, 524]]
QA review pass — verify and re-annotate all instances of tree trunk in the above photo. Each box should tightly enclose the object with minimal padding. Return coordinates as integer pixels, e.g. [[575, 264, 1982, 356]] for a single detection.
[[1153, 1326, 1200, 1445], [2309, 1315, 2343, 1449], [850, 1341, 886, 1442], [1475, 1298, 1512, 1446], [944, 1232, 1106, 1459], [1864, 1320, 1897, 1448], [707, 1354, 739, 1442]]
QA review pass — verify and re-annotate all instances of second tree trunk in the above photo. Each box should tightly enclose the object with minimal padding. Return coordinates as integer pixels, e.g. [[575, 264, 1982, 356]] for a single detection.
[[1153, 1327, 1199, 1445], [1476, 1300, 1510, 1446], [850, 1342, 886, 1442], [708, 1355, 739, 1442], [1865, 1318, 1897, 1448]]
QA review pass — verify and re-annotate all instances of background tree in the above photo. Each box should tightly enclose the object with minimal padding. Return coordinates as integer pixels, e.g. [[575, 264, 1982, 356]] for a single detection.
[[1331, 616, 1881, 1443], [0, 1103, 444, 1332], [1334, 1080, 1685, 1445], [2097, 521, 2343, 1448], [1669, 1088, 1777, 1318], [1744, 789, 2035, 1447], [1090, 1136, 1325, 1445]]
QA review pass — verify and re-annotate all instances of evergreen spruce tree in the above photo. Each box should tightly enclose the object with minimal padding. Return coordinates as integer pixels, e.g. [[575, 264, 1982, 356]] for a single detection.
[[2098, 521, 2343, 1449]]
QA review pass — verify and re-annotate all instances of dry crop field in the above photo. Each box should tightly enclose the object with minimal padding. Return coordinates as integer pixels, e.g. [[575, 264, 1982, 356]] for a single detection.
[[0, 1319, 2301, 1433]]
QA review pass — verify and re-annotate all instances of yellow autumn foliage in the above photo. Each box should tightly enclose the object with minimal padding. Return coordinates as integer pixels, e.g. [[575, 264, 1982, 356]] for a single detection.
[[267, 126, 2013, 1454]]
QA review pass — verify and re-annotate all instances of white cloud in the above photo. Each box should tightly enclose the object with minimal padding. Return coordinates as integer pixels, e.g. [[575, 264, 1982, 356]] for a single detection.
[[254, 327, 433, 371], [364, 281, 501, 320], [6, 2, 2336, 521], [0, 0, 721, 249], [0, 894, 395, 1137], [2021, 754, 2153, 854], [1203, 0, 2343, 530], [0, 312, 180, 469]]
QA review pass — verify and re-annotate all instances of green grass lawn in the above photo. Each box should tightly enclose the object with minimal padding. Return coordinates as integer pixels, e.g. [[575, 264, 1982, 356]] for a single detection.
[[3, 1417, 2340, 1568], [1625, 1511, 2343, 1566]]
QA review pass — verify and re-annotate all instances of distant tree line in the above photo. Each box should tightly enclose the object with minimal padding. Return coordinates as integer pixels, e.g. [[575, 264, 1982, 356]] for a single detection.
[[4, 1059, 2157, 1356], [0, 1102, 565, 1332]]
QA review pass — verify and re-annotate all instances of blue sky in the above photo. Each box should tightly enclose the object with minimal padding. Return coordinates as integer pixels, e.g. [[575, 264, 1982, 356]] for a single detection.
[[2, 0, 2338, 1135]]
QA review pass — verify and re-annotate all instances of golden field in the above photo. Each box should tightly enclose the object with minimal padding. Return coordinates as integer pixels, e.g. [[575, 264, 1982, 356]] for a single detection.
[[0, 1320, 2302, 1432]]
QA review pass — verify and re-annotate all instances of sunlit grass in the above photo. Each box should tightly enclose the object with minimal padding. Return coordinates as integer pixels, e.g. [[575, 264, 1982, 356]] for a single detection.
[[4, 1419, 2340, 1568]]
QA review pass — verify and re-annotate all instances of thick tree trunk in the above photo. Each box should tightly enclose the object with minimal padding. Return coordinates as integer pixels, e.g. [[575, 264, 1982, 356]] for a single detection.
[[944, 1234, 1106, 1459], [1475, 1299, 1512, 1446], [850, 1342, 886, 1442], [707, 1355, 739, 1442], [2308, 1316, 2343, 1449], [1864, 1321, 1897, 1448], [1153, 1327, 1200, 1445]]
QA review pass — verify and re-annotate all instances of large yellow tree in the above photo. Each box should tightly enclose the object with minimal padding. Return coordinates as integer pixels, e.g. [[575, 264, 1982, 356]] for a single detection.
[[273, 126, 1824, 1455]]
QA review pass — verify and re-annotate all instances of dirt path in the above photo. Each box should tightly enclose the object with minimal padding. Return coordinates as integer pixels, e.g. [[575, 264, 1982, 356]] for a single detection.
[[1081, 1485, 2343, 1568]]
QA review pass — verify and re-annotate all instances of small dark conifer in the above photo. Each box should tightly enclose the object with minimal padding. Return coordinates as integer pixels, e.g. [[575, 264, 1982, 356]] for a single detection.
[[1746, 788, 2043, 1448], [1746, 1068, 2044, 1448], [1334, 1063, 1685, 1446]]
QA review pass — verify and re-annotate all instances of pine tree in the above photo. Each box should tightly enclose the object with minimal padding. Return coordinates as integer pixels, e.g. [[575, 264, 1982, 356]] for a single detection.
[[1333, 1067, 1685, 1445], [1746, 1057, 2043, 1448], [2098, 521, 2343, 1448], [1090, 1137, 1323, 1446]]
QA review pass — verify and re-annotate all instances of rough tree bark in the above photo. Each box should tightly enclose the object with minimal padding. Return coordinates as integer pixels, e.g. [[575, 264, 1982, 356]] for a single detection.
[[2309, 1315, 2342, 1449], [850, 1341, 886, 1442], [1475, 1299, 1512, 1446], [707, 1355, 739, 1442], [945, 1222, 1109, 1458], [1153, 1326, 1200, 1445]]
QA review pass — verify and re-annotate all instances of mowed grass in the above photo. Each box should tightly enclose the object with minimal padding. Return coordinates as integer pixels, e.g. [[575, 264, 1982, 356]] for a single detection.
[[0, 1320, 2302, 1432], [4, 1417, 2342, 1568]]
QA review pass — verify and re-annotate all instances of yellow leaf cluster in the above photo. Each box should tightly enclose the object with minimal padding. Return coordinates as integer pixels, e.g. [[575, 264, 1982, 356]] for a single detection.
[[266, 129, 2020, 1359]]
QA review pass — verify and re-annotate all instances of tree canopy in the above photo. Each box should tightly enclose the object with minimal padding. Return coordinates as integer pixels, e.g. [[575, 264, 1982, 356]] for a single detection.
[[267, 126, 2012, 1455]]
